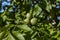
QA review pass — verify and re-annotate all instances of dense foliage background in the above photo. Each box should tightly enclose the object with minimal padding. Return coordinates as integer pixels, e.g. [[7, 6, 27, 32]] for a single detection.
[[0, 0, 60, 40]]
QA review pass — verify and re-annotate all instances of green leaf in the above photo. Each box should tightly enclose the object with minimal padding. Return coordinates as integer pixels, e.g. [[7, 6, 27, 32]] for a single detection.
[[31, 32, 37, 38], [57, 37, 60, 40], [8, 34, 15, 40], [57, 22, 60, 27], [0, 32, 4, 38], [32, 38, 38, 40], [12, 31, 25, 40], [48, 29, 55, 35], [3, 33, 15, 40], [17, 25, 32, 32], [52, 31, 60, 38], [56, 0, 60, 2]]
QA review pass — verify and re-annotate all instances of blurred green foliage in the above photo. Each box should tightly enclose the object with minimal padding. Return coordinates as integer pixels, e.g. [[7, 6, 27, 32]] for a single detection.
[[0, 0, 60, 40]]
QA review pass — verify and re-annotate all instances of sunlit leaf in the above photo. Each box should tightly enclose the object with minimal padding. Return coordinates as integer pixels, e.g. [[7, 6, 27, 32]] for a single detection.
[[17, 25, 32, 32], [12, 31, 25, 40]]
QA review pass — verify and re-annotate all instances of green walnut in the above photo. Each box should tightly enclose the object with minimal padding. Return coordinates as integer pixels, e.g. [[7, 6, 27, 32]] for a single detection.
[[26, 13, 31, 19], [30, 18, 38, 25]]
